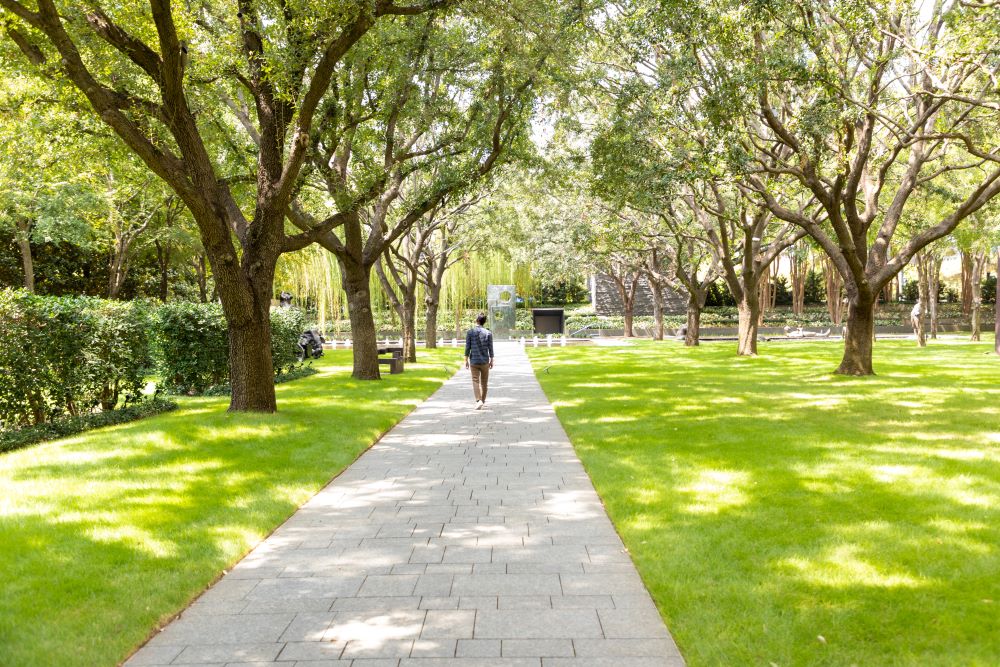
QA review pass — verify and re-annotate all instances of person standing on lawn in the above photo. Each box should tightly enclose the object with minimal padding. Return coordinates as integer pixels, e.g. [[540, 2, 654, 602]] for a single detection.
[[910, 298, 922, 335], [464, 312, 495, 410]]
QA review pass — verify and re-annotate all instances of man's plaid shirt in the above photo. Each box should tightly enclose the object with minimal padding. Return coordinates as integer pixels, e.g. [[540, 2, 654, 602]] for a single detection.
[[464, 325, 494, 364]]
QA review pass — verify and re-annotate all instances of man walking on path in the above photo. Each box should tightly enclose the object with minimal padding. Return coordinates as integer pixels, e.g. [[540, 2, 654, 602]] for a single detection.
[[464, 312, 494, 409]]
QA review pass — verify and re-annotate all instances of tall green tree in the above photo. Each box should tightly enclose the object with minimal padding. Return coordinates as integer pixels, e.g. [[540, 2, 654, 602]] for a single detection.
[[1, 0, 450, 410], [601, 0, 999, 372], [726, 0, 1000, 373], [0, 71, 96, 293], [287, 2, 583, 378]]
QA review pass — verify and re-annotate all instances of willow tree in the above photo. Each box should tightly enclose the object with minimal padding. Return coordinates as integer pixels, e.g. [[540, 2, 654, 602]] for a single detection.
[[289, 2, 580, 378], [0, 0, 448, 410]]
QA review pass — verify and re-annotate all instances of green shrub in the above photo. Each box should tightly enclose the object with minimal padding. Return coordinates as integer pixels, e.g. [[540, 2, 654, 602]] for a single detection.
[[155, 302, 228, 394], [705, 280, 736, 307], [0, 290, 153, 429], [0, 397, 177, 454], [773, 276, 792, 306], [154, 303, 306, 395], [0, 290, 54, 427], [89, 300, 153, 411], [270, 307, 307, 371], [538, 280, 589, 305], [803, 269, 825, 304]]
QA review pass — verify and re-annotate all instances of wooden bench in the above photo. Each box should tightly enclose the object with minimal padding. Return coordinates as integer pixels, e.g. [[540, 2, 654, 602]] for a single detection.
[[377, 346, 404, 374]]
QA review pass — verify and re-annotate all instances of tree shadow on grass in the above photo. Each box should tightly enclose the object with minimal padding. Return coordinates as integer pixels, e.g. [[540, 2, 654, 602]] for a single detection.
[[530, 341, 1000, 666], [0, 351, 457, 667]]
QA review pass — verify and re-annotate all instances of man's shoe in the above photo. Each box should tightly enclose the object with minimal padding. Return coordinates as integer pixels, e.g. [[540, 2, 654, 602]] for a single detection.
[[476, 400, 484, 410]]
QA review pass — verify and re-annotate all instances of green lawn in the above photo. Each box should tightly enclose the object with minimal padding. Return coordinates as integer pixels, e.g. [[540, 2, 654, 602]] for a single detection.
[[0, 348, 459, 667], [529, 338, 999, 667]]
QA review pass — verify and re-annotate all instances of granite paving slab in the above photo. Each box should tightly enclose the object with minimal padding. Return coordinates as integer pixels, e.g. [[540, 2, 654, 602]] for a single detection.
[[126, 342, 684, 666]]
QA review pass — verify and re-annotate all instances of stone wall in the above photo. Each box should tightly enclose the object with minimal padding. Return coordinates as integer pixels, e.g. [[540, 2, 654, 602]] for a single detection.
[[590, 273, 687, 316]]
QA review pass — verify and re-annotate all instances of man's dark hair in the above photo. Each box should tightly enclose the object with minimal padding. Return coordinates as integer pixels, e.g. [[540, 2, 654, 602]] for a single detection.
[[476, 312, 487, 326]]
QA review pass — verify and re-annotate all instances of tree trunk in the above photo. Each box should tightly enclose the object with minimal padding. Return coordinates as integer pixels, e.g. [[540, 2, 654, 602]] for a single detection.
[[227, 313, 277, 412], [155, 239, 171, 302], [612, 275, 638, 337], [969, 252, 989, 341], [107, 207, 128, 299], [960, 251, 974, 316], [736, 293, 760, 356], [15, 219, 34, 293], [929, 257, 941, 339], [340, 259, 380, 380], [424, 279, 444, 349], [650, 282, 664, 341], [759, 262, 778, 325], [374, 258, 418, 363], [211, 241, 281, 413], [108, 229, 131, 300], [425, 294, 440, 349], [108, 254, 125, 299], [914, 300, 926, 347], [837, 296, 876, 375], [995, 250, 1000, 356], [402, 295, 417, 363], [824, 258, 844, 325], [685, 295, 702, 347], [790, 252, 807, 317], [915, 252, 929, 348], [756, 269, 773, 326], [971, 298, 981, 341]]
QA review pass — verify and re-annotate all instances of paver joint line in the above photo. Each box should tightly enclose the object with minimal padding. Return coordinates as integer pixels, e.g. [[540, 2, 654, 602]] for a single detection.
[[125, 342, 684, 666]]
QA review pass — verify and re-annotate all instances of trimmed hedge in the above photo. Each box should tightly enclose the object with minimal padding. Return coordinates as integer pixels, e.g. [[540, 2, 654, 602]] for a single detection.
[[270, 307, 307, 371], [563, 304, 997, 333], [0, 397, 177, 454], [155, 302, 228, 394], [0, 290, 310, 432], [155, 302, 306, 395], [0, 290, 152, 429]]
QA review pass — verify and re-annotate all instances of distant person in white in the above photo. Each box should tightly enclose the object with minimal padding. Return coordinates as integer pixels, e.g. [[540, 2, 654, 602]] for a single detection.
[[910, 299, 922, 334]]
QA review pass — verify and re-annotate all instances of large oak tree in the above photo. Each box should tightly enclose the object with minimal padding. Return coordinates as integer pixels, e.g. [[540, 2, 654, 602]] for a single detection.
[[0, 0, 449, 410], [288, 2, 582, 378]]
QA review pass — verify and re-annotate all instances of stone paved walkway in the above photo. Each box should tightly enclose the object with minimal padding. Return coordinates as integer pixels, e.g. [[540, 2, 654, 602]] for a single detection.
[[127, 342, 684, 667]]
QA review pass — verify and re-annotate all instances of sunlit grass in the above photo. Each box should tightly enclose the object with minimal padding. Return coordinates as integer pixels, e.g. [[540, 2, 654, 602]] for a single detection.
[[0, 349, 459, 667], [529, 337, 999, 666]]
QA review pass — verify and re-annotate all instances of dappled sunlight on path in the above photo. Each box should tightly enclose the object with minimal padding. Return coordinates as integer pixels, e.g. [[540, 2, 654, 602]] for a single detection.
[[127, 342, 683, 666]]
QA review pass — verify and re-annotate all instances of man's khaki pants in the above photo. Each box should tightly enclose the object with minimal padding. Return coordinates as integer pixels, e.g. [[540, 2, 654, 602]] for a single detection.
[[471, 363, 490, 402]]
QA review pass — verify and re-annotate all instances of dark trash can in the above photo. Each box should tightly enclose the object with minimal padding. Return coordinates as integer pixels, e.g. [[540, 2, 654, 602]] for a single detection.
[[532, 308, 565, 335]]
